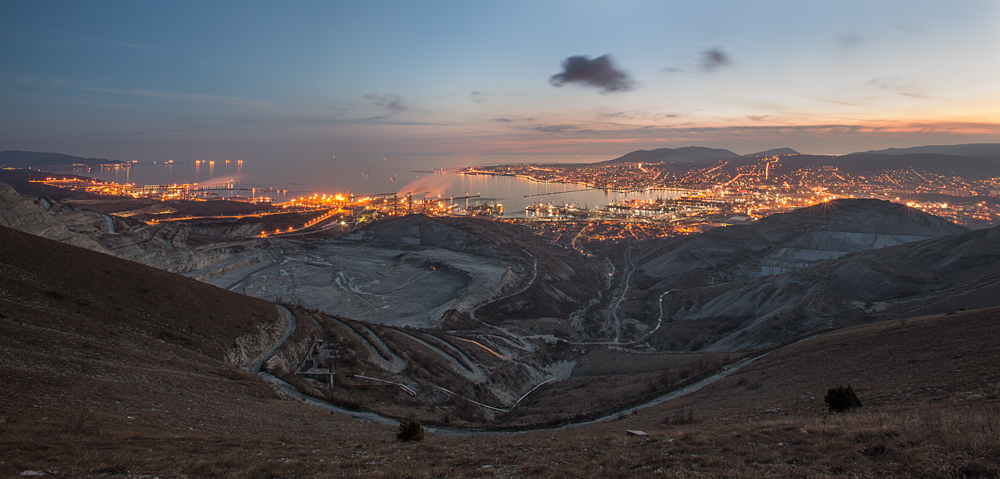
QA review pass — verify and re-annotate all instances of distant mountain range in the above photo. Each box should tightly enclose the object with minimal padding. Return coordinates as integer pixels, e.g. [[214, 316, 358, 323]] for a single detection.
[[600, 143, 1000, 180], [0, 150, 130, 168], [745, 147, 800, 157], [856, 143, 1000, 161], [605, 143, 1000, 163], [603, 146, 740, 163], [5, 143, 999, 170]]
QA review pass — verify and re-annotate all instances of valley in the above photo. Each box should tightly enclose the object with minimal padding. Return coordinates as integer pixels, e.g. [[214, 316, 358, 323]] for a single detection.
[[2, 173, 1000, 476]]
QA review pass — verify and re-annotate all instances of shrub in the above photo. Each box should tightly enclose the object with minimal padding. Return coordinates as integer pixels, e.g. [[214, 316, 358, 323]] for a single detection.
[[397, 419, 425, 442], [824, 385, 862, 412]]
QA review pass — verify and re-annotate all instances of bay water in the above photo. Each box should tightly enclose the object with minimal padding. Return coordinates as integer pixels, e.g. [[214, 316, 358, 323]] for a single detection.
[[58, 155, 684, 218]]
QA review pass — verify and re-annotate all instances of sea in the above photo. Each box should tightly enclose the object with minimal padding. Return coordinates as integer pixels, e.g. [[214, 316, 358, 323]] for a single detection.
[[54, 155, 685, 218]]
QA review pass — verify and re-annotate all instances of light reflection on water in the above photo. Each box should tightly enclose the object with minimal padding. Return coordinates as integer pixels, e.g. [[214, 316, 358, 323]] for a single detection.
[[54, 157, 686, 218]]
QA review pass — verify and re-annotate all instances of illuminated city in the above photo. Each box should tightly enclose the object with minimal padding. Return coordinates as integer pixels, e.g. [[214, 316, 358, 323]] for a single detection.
[[13, 148, 1000, 246], [12, 150, 1000, 248], [465, 154, 1000, 231]]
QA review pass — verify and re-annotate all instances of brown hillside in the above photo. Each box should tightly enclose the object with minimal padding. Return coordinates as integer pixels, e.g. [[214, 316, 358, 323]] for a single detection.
[[2, 222, 998, 477], [0, 225, 390, 471], [0, 224, 278, 361], [650, 307, 1000, 421]]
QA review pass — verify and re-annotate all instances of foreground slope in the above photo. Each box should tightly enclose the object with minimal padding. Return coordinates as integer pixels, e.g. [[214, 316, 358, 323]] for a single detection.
[[3, 234, 997, 478], [0, 225, 382, 444]]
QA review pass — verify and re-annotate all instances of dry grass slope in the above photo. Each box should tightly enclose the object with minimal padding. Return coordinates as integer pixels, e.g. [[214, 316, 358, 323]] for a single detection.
[[1, 223, 998, 477]]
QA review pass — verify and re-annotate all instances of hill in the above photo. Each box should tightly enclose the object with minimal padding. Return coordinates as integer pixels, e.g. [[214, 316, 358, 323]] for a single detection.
[[856, 142, 1000, 162], [685, 220, 1000, 351], [598, 307, 1000, 478], [639, 199, 979, 350], [604, 146, 739, 164], [0, 222, 363, 435], [642, 198, 968, 281], [745, 147, 799, 157], [668, 152, 1000, 181], [0, 180, 282, 282], [2, 222, 997, 477], [0, 150, 130, 168], [832, 152, 1000, 180]]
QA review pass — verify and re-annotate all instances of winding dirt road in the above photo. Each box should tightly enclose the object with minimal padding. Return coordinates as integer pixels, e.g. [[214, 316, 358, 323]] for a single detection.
[[248, 300, 812, 434]]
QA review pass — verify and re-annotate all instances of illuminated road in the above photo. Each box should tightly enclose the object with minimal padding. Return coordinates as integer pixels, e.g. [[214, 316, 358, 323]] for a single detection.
[[450, 337, 511, 360]]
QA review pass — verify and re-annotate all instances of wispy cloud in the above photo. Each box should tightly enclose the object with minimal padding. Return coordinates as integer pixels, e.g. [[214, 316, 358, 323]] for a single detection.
[[94, 87, 278, 109], [600, 111, 680, 121], [470, 90, 487, 103], [492, 118, 512, 122], [867, 77, 928, 98], [533, 124, 576, 132], [550, 54, 634, 93], [808, 97, 865, 107], [363, 93, 408, 112], [662, 47, 733, 74]]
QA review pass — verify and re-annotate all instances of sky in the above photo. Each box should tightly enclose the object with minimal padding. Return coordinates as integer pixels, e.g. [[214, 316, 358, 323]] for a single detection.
[[1, 0, 999, 168]]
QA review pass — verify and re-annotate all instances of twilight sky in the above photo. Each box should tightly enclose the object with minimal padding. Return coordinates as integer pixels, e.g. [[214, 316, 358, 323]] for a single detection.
[[1, 0, 999, 166]]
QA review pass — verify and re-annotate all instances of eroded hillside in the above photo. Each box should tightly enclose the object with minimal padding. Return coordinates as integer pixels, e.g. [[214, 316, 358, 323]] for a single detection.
[[6, 182, 1000, 430]]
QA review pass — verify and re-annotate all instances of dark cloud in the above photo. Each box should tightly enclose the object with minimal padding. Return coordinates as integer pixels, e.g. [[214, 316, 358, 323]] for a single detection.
[[701, 47, 731, 71], [549, 54, 633, 93], [471, 90, 487, 103], [363, 93, 407, 112], [492, 118, 512, 122], [533, 124, 575, 132], [746, 115, 769, 121]]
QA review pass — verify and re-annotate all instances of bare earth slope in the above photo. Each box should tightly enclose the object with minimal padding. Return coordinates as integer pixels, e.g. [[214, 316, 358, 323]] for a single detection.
[[2, 234, 997, 478], [642, 198, 968, 282], [0, 227, 386, 458], [682, 222, 1000, 351], [0, 180, 276, 281]]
